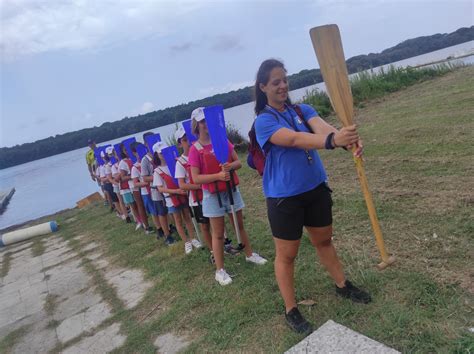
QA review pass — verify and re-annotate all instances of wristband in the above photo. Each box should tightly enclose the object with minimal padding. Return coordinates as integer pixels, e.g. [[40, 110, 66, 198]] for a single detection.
[[325, 133, 335, 150]]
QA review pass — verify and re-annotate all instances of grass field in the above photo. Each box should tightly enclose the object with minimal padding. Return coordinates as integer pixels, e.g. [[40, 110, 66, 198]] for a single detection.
[[52, 66, 473, 353]]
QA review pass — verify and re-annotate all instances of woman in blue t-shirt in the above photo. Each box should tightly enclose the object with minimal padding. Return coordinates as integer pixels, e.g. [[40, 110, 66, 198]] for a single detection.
[[254, 59, 372, 335]]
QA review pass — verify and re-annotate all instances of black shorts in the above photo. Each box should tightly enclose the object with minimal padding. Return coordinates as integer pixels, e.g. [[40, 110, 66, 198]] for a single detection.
[[103, 183, 119, 203], [191, 205, 210, 224], [266, 183, 333, 241]]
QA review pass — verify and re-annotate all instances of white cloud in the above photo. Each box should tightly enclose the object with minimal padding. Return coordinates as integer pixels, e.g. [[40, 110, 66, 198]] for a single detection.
[[140, 102, 154, 114], [0, 0, 203, 61], [198, 80, 254, 97]]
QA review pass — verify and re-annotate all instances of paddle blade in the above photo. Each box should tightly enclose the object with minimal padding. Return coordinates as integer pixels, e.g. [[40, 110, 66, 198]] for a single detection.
[[136, 143, 148, 161], [182, 119, 198, 143], [113, 143, 122, 160], [204, 105, 228, 164], [122, 138, 137, 163], [161, 146, 180, 185], [309, 24, 354, 126], [94, 147, 106, 165], [144, 133, 161, 153]]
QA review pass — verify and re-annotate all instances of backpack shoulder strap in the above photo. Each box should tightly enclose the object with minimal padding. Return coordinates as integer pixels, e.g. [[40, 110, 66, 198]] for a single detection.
[[194, 141, 204, 151], [292, 104, 313, 133]]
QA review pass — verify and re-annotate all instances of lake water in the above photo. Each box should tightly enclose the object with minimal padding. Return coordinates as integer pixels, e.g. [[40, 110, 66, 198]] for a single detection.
[[1, 41, 473, 230]]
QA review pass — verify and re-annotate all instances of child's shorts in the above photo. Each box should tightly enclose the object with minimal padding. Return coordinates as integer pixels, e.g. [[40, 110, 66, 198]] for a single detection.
[[122, 192, 134, 205], [202, 187, 245, 218]]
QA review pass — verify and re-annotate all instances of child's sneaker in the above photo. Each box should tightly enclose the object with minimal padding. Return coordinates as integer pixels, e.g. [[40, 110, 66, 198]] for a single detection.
[[191, 239, 202, 249], [156, 228, 165, 239], [285, 307, 313, 335], [135, 223, 142, 231], [245, 252, 267, 265], [185, 241, 193, 255], [164, 235, 176, 245], [224, 243, 240, 256], [335, 280, 372, 304], [145, 227, 154, 235], [209, 252, 215, 265], [125, 216, 131, 223], [215, 269, 232, 286], [169, 224, 177, 234]]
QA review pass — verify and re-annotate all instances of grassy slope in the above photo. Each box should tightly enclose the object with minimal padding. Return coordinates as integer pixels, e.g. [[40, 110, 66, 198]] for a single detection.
[[55, 67, 474, 353]]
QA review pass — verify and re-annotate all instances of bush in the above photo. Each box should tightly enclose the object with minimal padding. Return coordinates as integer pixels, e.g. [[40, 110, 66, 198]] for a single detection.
[[226, 123, 248, 153]]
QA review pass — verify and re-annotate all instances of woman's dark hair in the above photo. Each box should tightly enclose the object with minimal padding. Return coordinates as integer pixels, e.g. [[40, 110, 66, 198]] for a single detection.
[[153, 151, 161, 166], [118, 143, 128, 159], [254, 59, 292, 114]]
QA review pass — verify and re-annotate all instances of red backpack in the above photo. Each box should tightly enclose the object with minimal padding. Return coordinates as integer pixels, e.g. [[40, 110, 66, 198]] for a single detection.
[[247, 104, 311, 176]]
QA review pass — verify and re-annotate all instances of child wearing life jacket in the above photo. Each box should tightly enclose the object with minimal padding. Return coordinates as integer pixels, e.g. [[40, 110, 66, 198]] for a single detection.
[[174, 127, 209, 253], [102, 148, 121, 216], [188, 107, 267, 286], [140, 132, 173, 241], [152, 141, 201, 254], [118, 143, 143, 230], [130, 142, 154, 234], [109, 147, 129, 222]]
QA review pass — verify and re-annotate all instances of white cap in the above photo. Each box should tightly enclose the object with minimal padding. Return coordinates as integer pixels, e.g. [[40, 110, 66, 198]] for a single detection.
[[100, 151, 105, 158], [152, 141, 168, 154], [105, 146, 114, 155], [174, 127, 186, 141], [191, 107, 205, 122]]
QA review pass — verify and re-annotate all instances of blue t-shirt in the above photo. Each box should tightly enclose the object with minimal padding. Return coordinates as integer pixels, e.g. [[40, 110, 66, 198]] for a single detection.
[[255, 104, 327, 198]]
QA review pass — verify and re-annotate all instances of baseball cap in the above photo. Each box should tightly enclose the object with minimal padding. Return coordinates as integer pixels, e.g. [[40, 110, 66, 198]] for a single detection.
[[174, 127, 186, 141], [105, 146, 114, 155], [152, 141, 168, 154], [87, 139, 95, 145], [191, 107, 205, 122]]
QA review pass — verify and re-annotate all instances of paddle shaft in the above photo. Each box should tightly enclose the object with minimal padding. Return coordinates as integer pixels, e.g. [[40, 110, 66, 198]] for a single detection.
[[309, 24, 392, 264]]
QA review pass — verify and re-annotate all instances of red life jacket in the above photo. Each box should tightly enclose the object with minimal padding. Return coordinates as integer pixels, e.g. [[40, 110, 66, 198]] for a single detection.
[[156, 167, 188, 207], [134, 163, 151, 195], [119, 159, 134, 191], [177, 155, 203, 203], [194, 141, 239, 194]]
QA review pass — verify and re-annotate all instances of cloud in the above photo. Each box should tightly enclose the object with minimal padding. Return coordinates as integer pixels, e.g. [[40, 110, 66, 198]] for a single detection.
[[198, 80, 253, 97], [170, 41, 194, 53], [1, 0, 204, 61], [210, 35, 243, 52], [140, 102, 155, 114]]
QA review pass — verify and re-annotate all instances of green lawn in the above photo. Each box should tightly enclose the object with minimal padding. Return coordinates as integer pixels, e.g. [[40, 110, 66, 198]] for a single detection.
[[55, 66, 474, 353]]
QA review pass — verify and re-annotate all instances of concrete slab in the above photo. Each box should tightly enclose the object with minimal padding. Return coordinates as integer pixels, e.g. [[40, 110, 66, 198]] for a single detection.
[[61, 322, 126, 354], [82, 242, 99, 252], [105, 269, 153, 309], [285, 320, 400, 354], [93, 259, 110, 270], [154, 333, 190, 354], [45, 259, 90, 300], [12, 326, 57, 354], [57, 302, 112, 343], [85, 252, 102, 261], [54, 287, 103, 321]]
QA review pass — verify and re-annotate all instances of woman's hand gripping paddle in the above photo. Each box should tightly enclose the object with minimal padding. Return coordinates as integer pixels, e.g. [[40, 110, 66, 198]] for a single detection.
[[204, 105, 244, 250], [309, 24, 395, 270]]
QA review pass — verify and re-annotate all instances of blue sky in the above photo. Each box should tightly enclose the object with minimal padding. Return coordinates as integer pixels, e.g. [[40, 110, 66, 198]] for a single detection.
[[1, 0, 472, 147]]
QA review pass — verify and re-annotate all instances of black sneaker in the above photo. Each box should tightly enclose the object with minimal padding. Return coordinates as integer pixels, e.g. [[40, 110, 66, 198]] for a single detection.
[[224, 243, 240, 256], [285, 307, 313, 335], [165, 235, 176, 245], [336, 280, 372, 304], [209, 252, 215, 265], [156, 228, 165, 239], [125, 216, 132, 224], [169, 224, 177, 234]]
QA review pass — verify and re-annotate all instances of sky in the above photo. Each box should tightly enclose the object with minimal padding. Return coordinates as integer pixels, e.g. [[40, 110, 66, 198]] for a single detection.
[[1, 0, 472, 148]]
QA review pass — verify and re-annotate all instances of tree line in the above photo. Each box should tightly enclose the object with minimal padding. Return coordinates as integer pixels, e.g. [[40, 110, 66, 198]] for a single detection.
[[1, 26, 472, 169]]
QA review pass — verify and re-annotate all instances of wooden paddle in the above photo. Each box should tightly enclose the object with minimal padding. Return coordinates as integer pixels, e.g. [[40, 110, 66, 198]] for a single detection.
[[309, 24, 395, 270]]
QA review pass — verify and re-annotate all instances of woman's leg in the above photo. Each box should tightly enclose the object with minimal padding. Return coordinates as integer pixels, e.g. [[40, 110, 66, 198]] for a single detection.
[[209, 216, 225, 270], [274, 237, 301, 313], [134, 192, 149, 228], [306, 225, 345, 287]]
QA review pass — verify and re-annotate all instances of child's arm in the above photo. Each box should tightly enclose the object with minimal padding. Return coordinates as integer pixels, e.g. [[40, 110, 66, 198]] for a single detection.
[[191, 166, 229, 184], [177, 178, 201, 191]]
